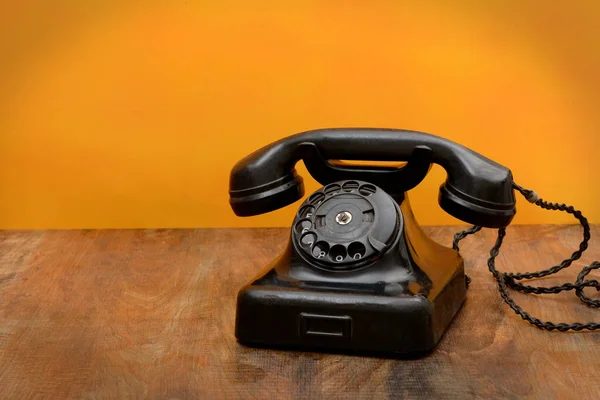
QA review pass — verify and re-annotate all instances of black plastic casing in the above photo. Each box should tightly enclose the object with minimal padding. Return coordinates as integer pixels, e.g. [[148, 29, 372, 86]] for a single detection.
[[231, 128, 518, 355], [235, 196, 466, 355]]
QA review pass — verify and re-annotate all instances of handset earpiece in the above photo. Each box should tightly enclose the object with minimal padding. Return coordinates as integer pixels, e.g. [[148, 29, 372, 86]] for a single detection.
[[229, 128, 516, 227], [228, 170, 304, 217]]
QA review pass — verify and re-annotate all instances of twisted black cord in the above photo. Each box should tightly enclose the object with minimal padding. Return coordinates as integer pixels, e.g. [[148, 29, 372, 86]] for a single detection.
[[455, 183, 600, 331], [452, 225, 482, 287]]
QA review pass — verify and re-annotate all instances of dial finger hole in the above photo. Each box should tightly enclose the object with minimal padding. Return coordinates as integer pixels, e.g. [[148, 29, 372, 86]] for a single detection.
[[324, 184, 341, 196], [342, 181, 359, 192], [300, 232, 317, 247], [348, 242, 366, 260], [329, 245, 347, 263], [294, 219, 312, 234], [359, 184, 377, 196], [298, 205, 315, 219], [308, 192, 325, 205], [312, 241, 330, 259]]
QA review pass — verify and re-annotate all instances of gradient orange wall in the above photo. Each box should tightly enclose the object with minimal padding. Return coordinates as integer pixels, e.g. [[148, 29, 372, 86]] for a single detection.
[[1, 1, 599, 229]]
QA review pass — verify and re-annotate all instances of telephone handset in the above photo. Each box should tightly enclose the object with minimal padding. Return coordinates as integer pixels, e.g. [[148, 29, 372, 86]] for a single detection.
[[229, 128, 516, 227], [229, 128, 599, 355]]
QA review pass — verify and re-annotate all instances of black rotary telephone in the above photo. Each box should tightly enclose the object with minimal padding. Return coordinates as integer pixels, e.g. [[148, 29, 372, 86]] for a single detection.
[[229, 128, 599, 355]]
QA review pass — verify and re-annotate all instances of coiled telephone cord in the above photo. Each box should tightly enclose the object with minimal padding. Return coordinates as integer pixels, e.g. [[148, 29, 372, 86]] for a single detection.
[[453, 183, 600, 332]]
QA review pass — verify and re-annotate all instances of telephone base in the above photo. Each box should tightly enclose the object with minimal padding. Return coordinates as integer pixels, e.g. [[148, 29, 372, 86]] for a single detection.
[[235, 270, 466, 355]]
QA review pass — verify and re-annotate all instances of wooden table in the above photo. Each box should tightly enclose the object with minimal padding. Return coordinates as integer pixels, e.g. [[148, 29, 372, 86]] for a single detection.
[[1, 226, 599, 399]]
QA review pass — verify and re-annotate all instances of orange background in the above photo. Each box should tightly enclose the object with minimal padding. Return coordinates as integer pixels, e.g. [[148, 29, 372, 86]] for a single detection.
[[1, 1, 599, 229]]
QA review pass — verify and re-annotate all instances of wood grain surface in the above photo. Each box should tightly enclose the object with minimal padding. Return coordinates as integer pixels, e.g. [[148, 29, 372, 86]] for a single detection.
[[1, 226, 599, 399]]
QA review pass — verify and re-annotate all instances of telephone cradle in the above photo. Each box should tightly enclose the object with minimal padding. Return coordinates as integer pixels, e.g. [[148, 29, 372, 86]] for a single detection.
[[228, 128, 598, 355]]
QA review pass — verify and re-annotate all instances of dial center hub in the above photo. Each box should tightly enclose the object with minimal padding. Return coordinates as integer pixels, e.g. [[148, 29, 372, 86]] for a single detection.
[[335, 211, 353, 225]]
